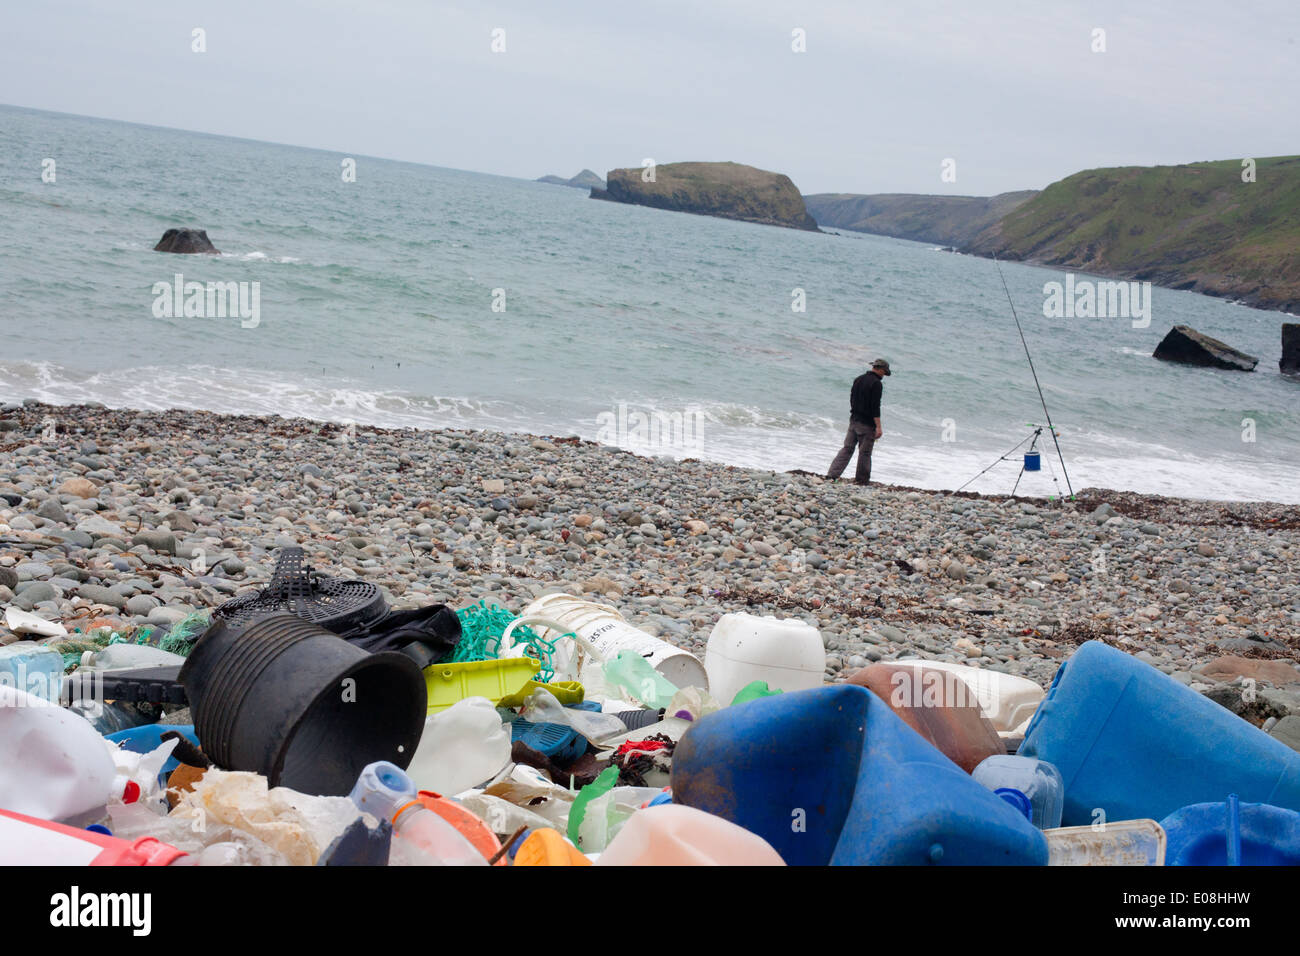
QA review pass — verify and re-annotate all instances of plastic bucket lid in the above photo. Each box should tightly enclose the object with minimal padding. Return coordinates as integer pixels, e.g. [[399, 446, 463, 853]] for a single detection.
[[179, 613, 427, 795]]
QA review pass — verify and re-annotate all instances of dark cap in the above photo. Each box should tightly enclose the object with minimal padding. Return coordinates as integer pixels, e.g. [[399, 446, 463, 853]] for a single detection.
[[872, 358, 892, 375]]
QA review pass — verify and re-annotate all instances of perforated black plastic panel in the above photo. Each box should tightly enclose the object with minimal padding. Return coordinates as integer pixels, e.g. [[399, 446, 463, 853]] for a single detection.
[[213, 547, 387, 633]]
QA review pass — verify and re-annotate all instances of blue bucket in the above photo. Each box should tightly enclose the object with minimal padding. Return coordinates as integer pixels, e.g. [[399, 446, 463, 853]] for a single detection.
[[1024, 452, 1042, 471]]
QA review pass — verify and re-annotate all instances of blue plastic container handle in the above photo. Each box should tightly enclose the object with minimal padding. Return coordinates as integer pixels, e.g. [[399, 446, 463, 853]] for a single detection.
[[1227, 794, 1241, 867]]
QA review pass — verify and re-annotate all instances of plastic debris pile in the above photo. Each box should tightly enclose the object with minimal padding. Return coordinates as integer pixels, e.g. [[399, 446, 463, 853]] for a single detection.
[[4, 558, 1300, 867]]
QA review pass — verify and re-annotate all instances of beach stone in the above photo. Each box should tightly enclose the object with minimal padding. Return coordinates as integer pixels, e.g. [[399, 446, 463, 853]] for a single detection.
[[0, 567, 17, 590], [148, 606, 192, 626], [35, 499, 70, 523], [126, 595, 160, 616], [57, 477, 99, 499], [77, 516, 126, 537], [1199, 656, 1300, 686], [1269, 716, 1300, 753], [16, 562, 52, 581], [132, 530, 178, 555], [15, 582, 58, 608], [164, 511, 198, 532], [1196, 542, 1216, 557], [78, 584, 127, 609]]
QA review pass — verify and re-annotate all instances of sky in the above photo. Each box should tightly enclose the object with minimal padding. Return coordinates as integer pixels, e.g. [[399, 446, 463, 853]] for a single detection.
[[2, 0, 1297, 195]]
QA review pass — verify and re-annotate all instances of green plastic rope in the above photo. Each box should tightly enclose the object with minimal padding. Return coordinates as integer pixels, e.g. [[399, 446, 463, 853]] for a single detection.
[[452, 600, 569, 683]]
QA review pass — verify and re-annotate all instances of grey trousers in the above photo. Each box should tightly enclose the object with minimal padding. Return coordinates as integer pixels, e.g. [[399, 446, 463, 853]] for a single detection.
[[827, 420, 876, 484]]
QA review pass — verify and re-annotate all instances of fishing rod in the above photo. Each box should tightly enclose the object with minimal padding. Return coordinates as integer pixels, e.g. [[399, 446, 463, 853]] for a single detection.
[[992, 254, 1074, 498]]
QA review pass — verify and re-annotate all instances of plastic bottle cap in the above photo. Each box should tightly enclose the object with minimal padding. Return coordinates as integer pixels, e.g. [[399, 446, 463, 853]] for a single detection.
[[994, 787, 1033, 820], [85, 824, 113, 836], [122, 780, 141, 804]]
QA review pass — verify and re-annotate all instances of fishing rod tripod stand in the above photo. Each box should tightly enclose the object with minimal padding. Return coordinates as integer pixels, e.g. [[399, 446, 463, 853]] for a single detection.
[[955, 422, 1071, 500]]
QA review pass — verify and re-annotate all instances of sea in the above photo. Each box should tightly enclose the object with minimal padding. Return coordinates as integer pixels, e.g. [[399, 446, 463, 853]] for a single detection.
[[2, 104, 1297, 502]]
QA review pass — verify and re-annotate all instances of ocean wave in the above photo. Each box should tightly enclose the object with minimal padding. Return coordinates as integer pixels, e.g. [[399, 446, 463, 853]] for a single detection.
[[1, 359, 1296, 502]]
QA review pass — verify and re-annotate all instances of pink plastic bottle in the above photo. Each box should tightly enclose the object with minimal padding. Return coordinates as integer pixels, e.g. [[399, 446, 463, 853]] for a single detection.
[[596, 805, 786, 866]]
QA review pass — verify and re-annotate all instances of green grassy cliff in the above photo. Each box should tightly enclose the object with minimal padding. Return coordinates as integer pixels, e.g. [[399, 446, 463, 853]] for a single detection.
[[803, 191, 1037, 246], [965, 157, 1300, 312], [591, 161, 820, 231]]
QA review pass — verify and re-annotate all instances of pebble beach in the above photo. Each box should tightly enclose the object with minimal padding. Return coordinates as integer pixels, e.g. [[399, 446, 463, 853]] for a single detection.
[[2, 400, 1298, 726]]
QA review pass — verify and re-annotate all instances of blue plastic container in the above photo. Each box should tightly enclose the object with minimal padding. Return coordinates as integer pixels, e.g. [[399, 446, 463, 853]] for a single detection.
[[105, 724, 201, 783], [672, 685, 1047, 866], [1021, 641, 1300, 826], [1023, 451, 1041, 472], [1161, 798, 1300, 866], [511, 719, 585, 762]]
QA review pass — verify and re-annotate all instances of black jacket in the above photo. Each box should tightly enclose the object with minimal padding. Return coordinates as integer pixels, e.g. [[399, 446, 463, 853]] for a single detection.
[[850, 372, 882, 424]]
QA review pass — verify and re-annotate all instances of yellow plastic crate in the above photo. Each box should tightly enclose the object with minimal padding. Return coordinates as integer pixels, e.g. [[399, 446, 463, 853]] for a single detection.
[[422, 658, 543, 714]]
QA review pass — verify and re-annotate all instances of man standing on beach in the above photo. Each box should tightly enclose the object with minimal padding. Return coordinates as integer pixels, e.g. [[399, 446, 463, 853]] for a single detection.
[[827, 359, 890, 485]]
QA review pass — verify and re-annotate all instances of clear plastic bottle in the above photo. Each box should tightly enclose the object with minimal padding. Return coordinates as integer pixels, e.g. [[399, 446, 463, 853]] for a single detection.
[[0, 641, 64, 702], [83, 644, 187, 670], [391, 802, 487, 866], [972, 754, 1065, 830]]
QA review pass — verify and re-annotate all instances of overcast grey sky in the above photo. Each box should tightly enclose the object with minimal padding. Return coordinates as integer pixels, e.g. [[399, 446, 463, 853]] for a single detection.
[[3, 0, 1296, 195]]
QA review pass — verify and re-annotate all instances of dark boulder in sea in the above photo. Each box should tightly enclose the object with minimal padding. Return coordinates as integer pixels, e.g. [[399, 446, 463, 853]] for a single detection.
[[1282, 323, 1300, 376], [154, 228, 220, 254], [1153, 325, 1258, 371]]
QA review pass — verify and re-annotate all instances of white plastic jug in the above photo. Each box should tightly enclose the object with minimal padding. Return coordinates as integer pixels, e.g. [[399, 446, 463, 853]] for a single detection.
[[704, 613, 825, 706], [0, 685, 116, 821], [596, 804, 786, 866], [504, 593, 708, 690], [405, 696, 511, 796], [894, 659, 1044, 733]]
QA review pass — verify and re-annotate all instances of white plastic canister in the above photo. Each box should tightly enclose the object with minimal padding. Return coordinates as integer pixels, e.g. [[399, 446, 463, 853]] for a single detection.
[[505, 593, 708, 691], [704, 613, 825, 706], [893, 659, 1044, 734]]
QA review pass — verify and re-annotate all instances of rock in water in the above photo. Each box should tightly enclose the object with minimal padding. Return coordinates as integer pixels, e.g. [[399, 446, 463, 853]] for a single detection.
[[1282, 323, 1300, 376], [589, 161, 820, 231], [154, 228, 220, 254], [1152, 325, 1258, 371]]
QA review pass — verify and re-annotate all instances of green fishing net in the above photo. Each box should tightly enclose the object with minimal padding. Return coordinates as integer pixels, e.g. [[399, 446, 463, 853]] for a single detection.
[[453, 600, 568, 682]]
